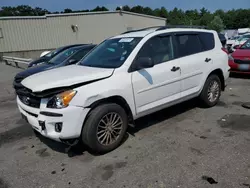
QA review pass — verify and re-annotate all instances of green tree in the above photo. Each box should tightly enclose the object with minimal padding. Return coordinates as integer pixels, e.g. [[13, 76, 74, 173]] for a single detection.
[[91, 6, 108, 12], [1, 5, 250, 30], [153, 7, 168, 18], [130, 5, 144, 14], [63, 8, 73, 13], [208, 16, 225, 32], [116, 5, 131, 11]]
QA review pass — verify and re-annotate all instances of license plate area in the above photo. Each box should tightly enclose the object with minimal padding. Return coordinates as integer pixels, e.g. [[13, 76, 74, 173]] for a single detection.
[[239, 64, 250, 71]]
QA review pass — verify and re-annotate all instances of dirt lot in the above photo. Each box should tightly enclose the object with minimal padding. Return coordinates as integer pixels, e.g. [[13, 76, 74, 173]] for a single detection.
[[0, 63, 250, 188]]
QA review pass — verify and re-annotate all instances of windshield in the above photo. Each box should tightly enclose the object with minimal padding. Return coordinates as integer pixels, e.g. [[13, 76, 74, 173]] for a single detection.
[[237, 35, 250, 41], [79, 37, 142, 68], [47, 47, 79, 64], [240, 40, 250, 49]]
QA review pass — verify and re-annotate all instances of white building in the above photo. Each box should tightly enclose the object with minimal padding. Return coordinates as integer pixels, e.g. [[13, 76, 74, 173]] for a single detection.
[[0, 11, 166, 58]]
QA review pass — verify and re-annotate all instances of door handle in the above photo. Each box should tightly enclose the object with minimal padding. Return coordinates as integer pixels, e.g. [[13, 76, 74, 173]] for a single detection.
[[205, 58, 211, 62], [171, 66, 180, 72]]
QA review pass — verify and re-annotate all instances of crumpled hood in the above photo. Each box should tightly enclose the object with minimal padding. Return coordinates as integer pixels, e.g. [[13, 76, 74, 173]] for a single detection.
[[21, 65, 114, 92]]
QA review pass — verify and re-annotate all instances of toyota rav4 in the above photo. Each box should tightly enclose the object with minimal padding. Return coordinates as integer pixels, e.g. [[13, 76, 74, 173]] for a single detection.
[[15, 26, 230, 153]]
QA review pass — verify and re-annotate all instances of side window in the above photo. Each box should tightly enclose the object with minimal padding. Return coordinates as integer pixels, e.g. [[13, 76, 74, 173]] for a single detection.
[[199, 32, 215, 50], [199, 32, 215, 51], [70, 49, 89, 61], [175, 34, 203, 57], [136, 35, 174, 65]]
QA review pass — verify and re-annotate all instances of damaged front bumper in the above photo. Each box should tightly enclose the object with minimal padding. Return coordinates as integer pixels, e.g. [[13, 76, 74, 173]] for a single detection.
[[17, 96, 90, 143]]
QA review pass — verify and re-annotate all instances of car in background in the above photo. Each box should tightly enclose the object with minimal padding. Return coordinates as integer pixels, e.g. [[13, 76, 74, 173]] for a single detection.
[[40, 51, 51, 57], [14, 44, 96, 89], [28, 44, 87, 67], [226, 35, 240, 49], [230, 33, 250, 52], [228, 39, 250, 73]]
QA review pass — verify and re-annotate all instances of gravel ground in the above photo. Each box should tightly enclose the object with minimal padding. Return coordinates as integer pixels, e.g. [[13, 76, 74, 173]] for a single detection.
[[0, 63, 250, 188]]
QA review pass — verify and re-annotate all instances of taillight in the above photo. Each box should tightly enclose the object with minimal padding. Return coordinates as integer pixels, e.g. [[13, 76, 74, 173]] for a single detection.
[[221, 47, 228, 54]]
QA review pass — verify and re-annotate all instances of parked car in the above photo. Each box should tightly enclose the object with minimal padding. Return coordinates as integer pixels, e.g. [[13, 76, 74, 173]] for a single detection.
[[40, 51, 51, 57], [230, 33, 250, 52], [228, 39, 250, 73], [14, 44, 95, 89], [226, 35, 240, 49], [15, 26, 229, 153], [28, 44, 87, 67]]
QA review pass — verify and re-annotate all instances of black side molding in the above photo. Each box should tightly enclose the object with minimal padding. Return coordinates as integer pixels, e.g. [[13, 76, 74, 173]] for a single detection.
[[40, 111, 63, 117]]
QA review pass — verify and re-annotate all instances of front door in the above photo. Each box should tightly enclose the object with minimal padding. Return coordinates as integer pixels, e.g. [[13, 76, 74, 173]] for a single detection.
[[131, 34, 181, 115]]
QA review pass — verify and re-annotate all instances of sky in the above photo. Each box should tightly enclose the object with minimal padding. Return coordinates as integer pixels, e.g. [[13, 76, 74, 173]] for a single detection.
[[0, 0, 249, 12]]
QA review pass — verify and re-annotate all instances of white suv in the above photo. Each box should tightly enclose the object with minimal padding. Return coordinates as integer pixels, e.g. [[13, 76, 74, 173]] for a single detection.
[[16, 26, 230, 153]]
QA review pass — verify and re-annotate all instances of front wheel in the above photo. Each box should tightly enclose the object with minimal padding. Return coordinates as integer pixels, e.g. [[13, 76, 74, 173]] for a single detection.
[[82, 103, 128, 154], [199, 74, 221, 107]]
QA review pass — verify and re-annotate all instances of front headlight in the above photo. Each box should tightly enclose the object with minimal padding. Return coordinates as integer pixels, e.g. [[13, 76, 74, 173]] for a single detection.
[[47, 90, 77, 109]]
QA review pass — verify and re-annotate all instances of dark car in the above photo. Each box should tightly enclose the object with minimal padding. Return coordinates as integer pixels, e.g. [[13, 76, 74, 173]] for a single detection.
[[28, 44, 87, 67], [14, 44, 96, 89]]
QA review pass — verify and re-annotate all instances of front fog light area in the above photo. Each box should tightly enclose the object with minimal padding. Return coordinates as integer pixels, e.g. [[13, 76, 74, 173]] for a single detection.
[[55, 122, 63, 132]]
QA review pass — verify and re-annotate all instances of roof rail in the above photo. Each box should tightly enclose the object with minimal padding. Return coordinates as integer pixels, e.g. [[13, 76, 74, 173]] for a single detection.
[[156, 25, 208, 31], [121, 26, 162, 34]]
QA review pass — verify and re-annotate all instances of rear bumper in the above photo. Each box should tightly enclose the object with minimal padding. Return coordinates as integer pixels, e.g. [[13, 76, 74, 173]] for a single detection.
[[17, 96, 90, 142]]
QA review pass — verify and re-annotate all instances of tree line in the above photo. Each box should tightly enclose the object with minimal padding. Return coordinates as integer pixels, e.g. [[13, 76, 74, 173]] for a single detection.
[[1, 5, 250, 31]]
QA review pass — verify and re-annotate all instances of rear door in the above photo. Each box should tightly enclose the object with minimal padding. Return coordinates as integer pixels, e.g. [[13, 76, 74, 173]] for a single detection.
[[131, 34, 181, 115], [173, 32, 214, 97]]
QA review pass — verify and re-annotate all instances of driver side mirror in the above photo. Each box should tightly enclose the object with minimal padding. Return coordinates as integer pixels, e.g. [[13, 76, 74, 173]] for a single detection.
[[132, 57, 154, 71], [68, 59, 78, 65]]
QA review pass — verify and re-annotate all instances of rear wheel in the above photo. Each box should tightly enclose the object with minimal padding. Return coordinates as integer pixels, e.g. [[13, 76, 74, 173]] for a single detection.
[[82, 103, 128, 154], [199, 74, 221, 107]]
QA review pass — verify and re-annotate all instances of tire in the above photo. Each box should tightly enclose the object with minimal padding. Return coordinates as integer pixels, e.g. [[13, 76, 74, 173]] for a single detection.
[[82, 103, 128, 154], [199, 74, 221, 107]]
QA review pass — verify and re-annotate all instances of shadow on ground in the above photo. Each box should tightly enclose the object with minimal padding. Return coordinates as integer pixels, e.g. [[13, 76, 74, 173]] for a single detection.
[[0, 119, 34, 146], [230, 72, 250, 79], [129, 98, 198, 134]]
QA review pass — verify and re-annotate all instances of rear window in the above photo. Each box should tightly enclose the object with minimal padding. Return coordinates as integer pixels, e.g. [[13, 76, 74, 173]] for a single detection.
[[199, 32, 215, 50]]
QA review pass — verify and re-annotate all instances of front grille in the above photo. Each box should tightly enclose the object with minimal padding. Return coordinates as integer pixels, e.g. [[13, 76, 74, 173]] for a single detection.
[[234, 59, 250, 64], [16, 86, 41, 108]]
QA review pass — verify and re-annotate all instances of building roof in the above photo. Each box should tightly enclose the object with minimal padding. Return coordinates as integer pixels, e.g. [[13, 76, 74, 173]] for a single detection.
[[0, 10, 166, 21]]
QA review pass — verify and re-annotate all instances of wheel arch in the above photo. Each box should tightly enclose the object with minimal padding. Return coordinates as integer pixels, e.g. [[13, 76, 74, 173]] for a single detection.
[[207, 68, 225, 91], [84, 95, 134, 126]]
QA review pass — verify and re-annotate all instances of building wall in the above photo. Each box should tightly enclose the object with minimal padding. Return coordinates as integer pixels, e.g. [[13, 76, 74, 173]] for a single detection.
[[0, 11, 166, 58]]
